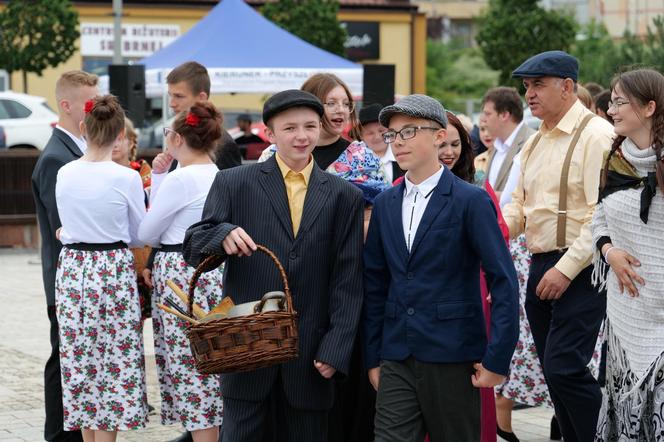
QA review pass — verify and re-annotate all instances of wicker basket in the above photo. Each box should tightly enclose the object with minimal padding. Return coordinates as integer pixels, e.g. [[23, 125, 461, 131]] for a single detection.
[[185, 245, 299, 374]]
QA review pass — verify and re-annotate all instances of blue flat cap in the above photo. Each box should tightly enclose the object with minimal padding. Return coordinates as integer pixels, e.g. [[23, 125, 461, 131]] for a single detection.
[[512, 50, 579, 81], [263, 89, 324, 124], [379, 94, 447, 128]]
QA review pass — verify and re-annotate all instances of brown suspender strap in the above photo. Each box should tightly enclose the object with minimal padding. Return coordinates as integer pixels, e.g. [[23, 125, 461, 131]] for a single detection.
[[522, 114, 596, 248], [556, 113, 594, 248]]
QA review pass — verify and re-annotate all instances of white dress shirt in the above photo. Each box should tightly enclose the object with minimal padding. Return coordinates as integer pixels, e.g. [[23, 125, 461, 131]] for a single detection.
[[380, 147, 397, 184], [499, 152, 522, 208], [138, 163, 219, 246], [489, 122, 523, 187], [56, 124, 87, 154], [402, 165, 444, 252], [56, 160, 145, 247]]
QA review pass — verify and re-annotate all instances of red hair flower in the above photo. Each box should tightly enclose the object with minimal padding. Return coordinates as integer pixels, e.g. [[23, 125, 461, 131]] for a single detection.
[[84, 99, 94, 114], [185, 112, 200, 127]]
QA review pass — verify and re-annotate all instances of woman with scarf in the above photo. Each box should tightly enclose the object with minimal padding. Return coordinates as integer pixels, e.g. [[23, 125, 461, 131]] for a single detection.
[[593, 68, 664, 441]]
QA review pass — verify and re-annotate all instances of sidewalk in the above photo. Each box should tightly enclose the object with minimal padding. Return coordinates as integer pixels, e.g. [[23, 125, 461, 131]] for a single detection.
[[0, 250, 554, 441]]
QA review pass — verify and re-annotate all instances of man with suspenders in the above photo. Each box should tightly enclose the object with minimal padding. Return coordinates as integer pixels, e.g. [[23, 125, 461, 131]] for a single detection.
[[502, 51, 614, 442]]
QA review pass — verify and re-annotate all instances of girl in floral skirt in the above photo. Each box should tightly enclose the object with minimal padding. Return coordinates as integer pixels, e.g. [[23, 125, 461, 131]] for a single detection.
[[138, 101, 224, 442], [55, 95, 148, 440]]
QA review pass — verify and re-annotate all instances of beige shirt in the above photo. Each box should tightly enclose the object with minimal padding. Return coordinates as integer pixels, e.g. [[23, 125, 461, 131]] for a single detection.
[[502, 100, 614, 280]]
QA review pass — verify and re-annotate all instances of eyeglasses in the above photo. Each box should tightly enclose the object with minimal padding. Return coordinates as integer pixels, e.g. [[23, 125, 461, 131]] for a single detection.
[[608, 100, 630, 110], [324, 101, 355, 113], [163, 127, 178, 137], [383, 126, 441, 144]]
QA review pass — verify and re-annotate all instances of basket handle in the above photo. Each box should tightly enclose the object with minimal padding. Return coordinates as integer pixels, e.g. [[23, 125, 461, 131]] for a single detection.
[[188, 244, 293, 318]]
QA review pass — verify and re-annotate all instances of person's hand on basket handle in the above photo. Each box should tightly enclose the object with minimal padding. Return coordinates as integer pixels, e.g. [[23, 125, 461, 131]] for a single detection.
[[223, 227, 257, 257], [314, 360, 336, 379]]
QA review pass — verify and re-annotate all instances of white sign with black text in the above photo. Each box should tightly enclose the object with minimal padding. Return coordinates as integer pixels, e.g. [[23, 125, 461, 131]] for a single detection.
[[80, 23, 180, 57]]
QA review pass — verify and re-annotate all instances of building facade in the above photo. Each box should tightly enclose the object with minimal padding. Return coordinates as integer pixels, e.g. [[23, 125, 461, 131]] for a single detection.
[[3, 0, 426, 112]]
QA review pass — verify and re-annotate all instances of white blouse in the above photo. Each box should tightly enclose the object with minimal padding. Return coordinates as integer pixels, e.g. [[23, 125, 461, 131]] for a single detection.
[[138, 163, 219, 247], [56, 160, 146, 247]]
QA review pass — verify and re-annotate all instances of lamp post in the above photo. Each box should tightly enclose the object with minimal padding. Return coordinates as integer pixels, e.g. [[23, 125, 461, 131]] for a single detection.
[[112, 0, 122, 64]]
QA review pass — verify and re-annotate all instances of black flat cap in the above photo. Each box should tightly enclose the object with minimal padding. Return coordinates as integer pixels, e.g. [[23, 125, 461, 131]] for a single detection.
[[262, 90, 324, 124], [359, 103, 383, 126], [512, 50, 579, 81]]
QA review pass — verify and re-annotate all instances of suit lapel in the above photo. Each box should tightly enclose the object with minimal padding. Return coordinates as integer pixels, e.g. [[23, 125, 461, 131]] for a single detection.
[[53, 127, 84, 158], [493, 125, 530, 191], [389, 181, 409, 261], [296, 165, 329, 240], [408, 170, 453, 259], [258, 156, 294, 240]]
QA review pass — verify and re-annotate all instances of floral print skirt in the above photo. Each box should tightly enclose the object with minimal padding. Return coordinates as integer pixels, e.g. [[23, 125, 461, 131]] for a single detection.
[[495, 235, 602, 407], [55, 247, 148, 431], [152, 251, 224, 431]]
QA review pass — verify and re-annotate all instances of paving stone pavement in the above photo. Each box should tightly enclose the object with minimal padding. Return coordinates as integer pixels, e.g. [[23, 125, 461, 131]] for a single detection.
[[0, 250, 554, 441]]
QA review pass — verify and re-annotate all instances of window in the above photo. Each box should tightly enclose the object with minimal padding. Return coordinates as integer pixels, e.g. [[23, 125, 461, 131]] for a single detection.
[[4, 100, 32, 118], [0, 101, 10, 119]]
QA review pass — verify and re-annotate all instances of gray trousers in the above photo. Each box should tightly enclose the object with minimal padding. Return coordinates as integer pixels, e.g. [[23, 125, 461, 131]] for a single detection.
[[374, 358, 480, 442]]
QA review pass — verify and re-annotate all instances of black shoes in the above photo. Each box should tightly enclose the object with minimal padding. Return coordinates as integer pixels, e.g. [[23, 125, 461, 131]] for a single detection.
[[550, 415, 562, 440], [168, 432, 193, 442], [497, 424, 520, 442]]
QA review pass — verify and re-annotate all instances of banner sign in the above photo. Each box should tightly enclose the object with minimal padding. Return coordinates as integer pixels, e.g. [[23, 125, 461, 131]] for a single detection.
[[342, 22, 380, 61], [81, 23, 180, 57]]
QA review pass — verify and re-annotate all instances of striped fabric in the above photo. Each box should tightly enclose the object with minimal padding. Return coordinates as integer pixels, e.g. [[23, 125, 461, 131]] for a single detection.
[[183, 156, 365, 411]]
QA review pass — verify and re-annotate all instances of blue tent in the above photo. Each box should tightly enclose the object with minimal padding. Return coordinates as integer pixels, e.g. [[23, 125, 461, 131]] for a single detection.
[[138, 0, 363, 96]]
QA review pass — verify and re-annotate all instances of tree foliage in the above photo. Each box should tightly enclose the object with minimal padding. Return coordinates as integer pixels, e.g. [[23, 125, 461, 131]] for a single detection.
[[427, 40, 499, 112], [570, 20, 618, 87], [476, 0, 577, 85], [262, 0, 347, 56], [0, 0, 79, 92]]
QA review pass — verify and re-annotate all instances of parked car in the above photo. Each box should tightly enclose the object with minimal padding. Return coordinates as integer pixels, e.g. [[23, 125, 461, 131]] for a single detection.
[[0, 91, 58, 150]]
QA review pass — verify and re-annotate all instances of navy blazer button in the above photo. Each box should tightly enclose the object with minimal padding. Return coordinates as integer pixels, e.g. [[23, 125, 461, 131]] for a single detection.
[[289, 252, 297, 259], [407, 272, 414, 280], [407, 308, 415, 315]]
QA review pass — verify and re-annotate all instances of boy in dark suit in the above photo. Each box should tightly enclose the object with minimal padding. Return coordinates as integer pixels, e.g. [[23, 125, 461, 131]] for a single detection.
[[31, 70, 99, 442], [183, 90, 365, 442], [362, 94, 519, 442]]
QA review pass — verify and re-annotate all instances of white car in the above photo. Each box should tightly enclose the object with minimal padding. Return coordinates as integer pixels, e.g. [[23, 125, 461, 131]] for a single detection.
[[0, 91, 58, 150]]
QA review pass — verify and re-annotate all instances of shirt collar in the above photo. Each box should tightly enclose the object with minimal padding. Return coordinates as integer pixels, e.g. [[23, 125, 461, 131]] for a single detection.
[[275, 152, 314, 185], [543, 99, 586, 135], [494, 122, 524, 153], [56, 124, 87, 153], [380, 146, 396, 164], [404, 165, 444, 198]]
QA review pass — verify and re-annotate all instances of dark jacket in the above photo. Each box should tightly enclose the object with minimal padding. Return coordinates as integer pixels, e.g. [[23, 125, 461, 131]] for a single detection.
[[31, 128, 83, 306], [183, 155, 365, 410], [362, 168, 519, 376]]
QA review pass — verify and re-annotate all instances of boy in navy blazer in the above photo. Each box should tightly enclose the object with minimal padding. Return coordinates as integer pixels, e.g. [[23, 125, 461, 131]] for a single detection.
[[362, 94, 519, 441]]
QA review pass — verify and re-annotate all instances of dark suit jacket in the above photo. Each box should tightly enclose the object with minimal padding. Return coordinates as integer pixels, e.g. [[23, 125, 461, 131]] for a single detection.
[[183, 155, 365, 410], [215, 130, 242, 170], [362, 168, 519, 376], [31, 128, 83, 306]]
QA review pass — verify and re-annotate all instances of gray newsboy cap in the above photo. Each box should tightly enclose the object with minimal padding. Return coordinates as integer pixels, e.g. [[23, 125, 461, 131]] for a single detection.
[[379, 94, 448, 129], [512, 50, 579, 81]]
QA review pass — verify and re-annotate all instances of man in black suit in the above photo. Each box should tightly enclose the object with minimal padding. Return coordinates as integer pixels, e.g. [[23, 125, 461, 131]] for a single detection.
[[31, 70, 99, 442], [183, 90, 365, 442]]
